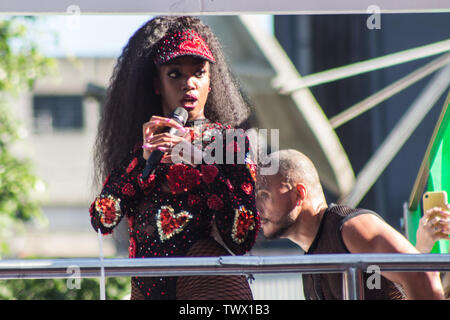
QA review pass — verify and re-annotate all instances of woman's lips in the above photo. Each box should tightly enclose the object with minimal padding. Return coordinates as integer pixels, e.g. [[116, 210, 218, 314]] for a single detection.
[[181, 94, 198, 110]]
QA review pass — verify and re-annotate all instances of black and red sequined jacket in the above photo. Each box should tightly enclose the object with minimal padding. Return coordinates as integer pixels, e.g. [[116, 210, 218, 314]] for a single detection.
[[89, 119, 260, 297]]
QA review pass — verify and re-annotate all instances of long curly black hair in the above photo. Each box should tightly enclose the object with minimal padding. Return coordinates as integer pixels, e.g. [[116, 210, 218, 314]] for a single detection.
[[93, 16, 250, 186]]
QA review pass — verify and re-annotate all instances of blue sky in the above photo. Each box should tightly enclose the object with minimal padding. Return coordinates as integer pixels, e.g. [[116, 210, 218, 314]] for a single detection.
[[29, 15, 273, 58]]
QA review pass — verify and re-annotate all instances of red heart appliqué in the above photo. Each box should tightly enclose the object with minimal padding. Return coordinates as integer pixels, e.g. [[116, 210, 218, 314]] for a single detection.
[[156, 205, 193, 242], [231, 205, 256, 244]]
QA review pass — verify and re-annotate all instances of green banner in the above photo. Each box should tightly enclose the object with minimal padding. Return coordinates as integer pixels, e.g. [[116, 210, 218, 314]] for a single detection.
[[407, 92, 450, 253]]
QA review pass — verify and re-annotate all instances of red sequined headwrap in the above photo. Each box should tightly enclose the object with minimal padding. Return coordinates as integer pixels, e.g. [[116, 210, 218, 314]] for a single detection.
[[153, 29, 216, 65]]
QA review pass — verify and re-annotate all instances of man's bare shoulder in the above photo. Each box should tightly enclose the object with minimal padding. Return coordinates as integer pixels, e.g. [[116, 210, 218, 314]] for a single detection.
[[341, 213, 418, 254]]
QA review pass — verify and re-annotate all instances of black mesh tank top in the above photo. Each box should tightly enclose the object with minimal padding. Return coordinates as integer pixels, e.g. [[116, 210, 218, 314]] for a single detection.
[[301, 204, 406, 300]]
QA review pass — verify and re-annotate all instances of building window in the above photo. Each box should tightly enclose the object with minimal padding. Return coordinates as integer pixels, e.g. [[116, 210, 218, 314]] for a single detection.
[[33, 95, 83, 133]]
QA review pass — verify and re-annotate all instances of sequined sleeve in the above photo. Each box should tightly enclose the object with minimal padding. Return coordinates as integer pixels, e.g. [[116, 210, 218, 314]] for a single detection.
[[202, 131, 260, 255], [89, 147, 146, 235]]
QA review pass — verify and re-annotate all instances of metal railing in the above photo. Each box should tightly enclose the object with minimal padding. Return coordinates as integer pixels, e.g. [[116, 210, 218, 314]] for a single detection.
[[1, 253, 449, 300]]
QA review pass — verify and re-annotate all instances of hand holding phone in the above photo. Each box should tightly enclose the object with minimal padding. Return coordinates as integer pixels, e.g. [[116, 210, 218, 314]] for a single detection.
[[416, 191, 450, 252], [423, 191, 448, 212]]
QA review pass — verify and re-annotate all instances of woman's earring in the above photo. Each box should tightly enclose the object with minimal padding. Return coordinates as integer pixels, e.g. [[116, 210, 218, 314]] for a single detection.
[[208, 87, 212, 92], [155, 89, 160, 95]]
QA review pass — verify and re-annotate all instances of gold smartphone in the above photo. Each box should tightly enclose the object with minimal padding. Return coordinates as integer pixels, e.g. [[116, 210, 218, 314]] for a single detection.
[[423, 191, 448, 212]]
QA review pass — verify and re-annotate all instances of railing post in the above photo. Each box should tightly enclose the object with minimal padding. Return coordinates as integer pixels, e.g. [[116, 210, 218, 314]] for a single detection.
[[343, 267, 364, 300]]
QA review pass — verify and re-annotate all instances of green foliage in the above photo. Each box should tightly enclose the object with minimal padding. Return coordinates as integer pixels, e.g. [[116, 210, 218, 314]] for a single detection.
[[0, 277, 131, 300], [0, 16, 56, 257], [0, 104, 45, 252], [0, 17, 131, 300], [0, 17, 56, 95]]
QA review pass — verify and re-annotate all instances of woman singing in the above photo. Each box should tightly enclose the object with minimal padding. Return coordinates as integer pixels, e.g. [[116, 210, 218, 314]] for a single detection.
[[89, 16, 260, 300]]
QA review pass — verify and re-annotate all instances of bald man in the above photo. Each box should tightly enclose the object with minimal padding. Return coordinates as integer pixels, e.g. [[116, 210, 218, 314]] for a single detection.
[[256, 149, 444, 300]]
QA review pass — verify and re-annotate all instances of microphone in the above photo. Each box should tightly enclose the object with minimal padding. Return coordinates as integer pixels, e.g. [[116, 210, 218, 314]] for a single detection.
[[141, 107, 189, 180]]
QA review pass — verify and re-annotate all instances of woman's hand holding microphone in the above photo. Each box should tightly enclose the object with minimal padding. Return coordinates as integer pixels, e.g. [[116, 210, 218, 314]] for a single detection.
[[142, 115, 203, 167]]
